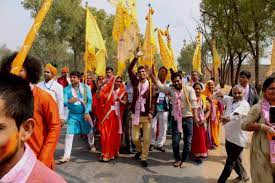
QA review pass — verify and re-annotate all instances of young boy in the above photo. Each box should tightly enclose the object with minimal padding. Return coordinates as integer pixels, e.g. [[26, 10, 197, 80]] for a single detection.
[[0, 72, 66, 182]]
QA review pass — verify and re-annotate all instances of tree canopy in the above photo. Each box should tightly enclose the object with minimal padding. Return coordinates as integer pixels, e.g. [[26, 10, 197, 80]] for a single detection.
[[198, 0, 275, 89]]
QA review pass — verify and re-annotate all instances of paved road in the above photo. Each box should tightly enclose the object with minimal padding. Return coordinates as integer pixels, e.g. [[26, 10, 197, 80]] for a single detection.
[[55, 127, 252, 183]]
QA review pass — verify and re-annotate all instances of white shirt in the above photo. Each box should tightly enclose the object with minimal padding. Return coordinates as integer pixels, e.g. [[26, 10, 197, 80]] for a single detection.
[[37, 79, 65, 120], [219, 95, 250, 147], [183, 78, 205, 90]]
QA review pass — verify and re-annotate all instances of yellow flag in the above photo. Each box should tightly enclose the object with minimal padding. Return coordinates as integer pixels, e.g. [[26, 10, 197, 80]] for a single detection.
[[112, 1, 138, 43], [117, 24, 140, 76], [84, 7, 106, 75], [266, 38, 275, 77], [192, 32, 202, 75], [111, 0, 139, 76], [95, 49, 107, 76], [11, 0, 53, 75], [157, 29, 173, 69], [212, 39, 221, 68], [112, 3, 127, 44], [140, 6, 156, 67], [166, 28, 177, 70], [157, 28, 177, 71]]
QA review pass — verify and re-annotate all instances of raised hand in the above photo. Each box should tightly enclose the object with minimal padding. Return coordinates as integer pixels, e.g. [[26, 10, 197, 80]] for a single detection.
[[136, 50, 144, 57], [144, 65, 153, 77]]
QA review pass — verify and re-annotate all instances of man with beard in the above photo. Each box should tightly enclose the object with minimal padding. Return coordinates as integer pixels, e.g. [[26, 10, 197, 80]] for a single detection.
[[0, 72, 66, 182], [37, 64, 65, 126], [57, 67, 71, 88], [148, 70, 199, 168], [150, 67, 170, 152]]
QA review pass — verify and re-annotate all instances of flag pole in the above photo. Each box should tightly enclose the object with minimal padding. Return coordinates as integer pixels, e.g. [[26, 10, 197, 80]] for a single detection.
[[84, 2, 88, 85], [148, 4, 152, 110]]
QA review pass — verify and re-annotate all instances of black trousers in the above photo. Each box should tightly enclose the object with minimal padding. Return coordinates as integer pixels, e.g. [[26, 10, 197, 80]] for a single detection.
[[172, 117, 193, 162], [123, 104, 135, 149], [218, 140, 247, 183]]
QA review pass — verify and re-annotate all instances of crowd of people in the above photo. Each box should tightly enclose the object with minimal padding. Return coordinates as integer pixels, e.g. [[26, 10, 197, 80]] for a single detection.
[[0, 51, 275, 183]]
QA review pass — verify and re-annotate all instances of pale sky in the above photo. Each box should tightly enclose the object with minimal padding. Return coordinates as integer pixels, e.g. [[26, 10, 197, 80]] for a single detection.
[[0, 0, 202, 57]]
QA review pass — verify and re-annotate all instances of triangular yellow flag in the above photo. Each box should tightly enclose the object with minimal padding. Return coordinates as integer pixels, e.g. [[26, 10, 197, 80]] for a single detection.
[[140, 6, 156, 67], [157, 28, 177, 71], [166, 27, 177, 71], [11, 0, 53, 75], [84, 7, 107, 76], [192, 32, 202, 75], [211, 39, 221, 78]]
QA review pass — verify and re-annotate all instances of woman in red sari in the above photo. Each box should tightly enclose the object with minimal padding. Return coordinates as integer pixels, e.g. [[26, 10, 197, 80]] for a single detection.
[[191, 82, 210, 164], [98, 76, 126, 162], [113, 77, 127, 157]]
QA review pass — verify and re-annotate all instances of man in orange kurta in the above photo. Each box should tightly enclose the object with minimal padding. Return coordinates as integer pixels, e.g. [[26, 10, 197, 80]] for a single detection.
[[29, 86, 60, 169], [0, 53, 61, 169]]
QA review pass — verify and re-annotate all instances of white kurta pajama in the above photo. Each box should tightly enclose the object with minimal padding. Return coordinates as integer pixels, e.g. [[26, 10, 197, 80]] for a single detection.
[[151, 85, 170, 148]]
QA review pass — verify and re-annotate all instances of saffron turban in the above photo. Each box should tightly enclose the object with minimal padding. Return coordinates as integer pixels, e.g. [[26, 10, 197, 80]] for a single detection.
[[61, 67, 69, 73], [45, 63, 57, 76]]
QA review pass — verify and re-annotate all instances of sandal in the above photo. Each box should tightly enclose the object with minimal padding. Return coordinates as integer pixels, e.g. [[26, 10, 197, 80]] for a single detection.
[[58, 156, 70, 163], [173, 160, 181, 167], [180, 161, 186, 168], [99, 157, 110, 162], [89, 146, 97, 153]]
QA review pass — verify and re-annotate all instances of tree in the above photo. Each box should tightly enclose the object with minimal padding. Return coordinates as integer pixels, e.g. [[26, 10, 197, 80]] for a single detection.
[[228, 0, 274, 91], [0, 44, 12, 61], [200, 0, 275, 90], [177, 41, 194, 73], [200, 0, 250, 87]]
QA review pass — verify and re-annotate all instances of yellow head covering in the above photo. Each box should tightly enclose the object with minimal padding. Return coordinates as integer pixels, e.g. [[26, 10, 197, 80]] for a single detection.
[[203, 80, 215, 97]]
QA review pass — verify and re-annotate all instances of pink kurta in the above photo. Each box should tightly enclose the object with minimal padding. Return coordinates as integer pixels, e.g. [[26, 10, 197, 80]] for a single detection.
[[1, 144, 66, 183]]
